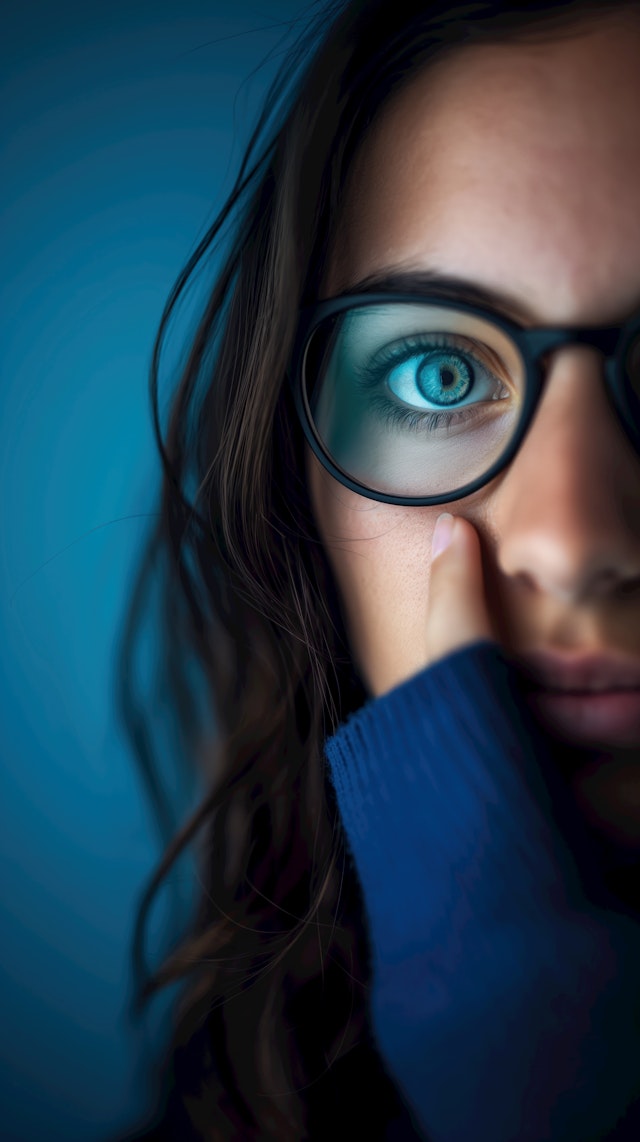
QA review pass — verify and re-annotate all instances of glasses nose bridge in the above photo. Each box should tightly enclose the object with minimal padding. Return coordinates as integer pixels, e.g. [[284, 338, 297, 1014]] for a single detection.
[[525, 324, 621, 382], [517, 321, 640, 476]]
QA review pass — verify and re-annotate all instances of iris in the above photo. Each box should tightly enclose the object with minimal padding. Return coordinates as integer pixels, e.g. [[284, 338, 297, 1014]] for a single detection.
[[389, 350, 474, 407]]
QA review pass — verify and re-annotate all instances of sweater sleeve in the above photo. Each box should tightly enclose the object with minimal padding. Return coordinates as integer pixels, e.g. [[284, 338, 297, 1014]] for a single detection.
[[324, 639, 640, 1142]]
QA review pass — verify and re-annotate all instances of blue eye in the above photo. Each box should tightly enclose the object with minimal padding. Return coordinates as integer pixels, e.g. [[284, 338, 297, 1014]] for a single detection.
[[346, 329, 513, 439], [388, 350, 473, 407]]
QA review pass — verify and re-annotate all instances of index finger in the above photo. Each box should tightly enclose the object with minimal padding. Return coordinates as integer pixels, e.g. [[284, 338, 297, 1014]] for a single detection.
[[426, 513, 495, 666]]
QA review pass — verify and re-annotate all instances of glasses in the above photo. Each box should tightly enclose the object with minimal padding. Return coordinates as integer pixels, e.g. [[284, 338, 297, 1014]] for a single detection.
[[289, 293, 640, 506]]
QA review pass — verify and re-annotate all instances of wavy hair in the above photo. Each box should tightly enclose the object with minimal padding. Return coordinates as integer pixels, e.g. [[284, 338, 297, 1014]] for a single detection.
[[115, 1, 638, 1138]]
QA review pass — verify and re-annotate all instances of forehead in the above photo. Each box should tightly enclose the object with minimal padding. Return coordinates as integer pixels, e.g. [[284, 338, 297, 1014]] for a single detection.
[[326, 14, 640, 325]]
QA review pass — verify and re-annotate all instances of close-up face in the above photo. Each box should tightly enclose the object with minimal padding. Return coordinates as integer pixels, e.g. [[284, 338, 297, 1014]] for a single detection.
[[307, 11, 640, 708]]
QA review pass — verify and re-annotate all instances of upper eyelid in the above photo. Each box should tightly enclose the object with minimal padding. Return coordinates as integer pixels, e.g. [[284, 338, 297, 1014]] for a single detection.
[[353, 335, 513, 411], [365, 331, 509, 374]]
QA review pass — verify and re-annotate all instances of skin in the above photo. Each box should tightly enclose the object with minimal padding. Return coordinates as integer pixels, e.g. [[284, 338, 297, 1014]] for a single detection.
[[306, 13, 640, 846]]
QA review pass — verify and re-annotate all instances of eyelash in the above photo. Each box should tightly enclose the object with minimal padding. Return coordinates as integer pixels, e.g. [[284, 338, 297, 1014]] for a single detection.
[[365, 395, 472, 433], [354, 333, 506, 433]]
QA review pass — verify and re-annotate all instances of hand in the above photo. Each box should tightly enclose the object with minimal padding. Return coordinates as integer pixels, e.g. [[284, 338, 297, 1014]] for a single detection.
[[425, 512, 495, 666], [308, 431, 498, 696]]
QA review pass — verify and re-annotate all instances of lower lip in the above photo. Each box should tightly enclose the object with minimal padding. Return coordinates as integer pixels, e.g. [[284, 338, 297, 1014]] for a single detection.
[[527, 688, 640, 748]]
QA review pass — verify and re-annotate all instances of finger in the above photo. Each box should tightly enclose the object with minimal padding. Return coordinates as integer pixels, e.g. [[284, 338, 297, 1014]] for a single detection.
[[426, 513, 495, 666]]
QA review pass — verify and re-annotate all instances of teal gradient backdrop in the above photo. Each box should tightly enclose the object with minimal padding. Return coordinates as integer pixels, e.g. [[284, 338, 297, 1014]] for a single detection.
[[1, 3, 306, 1138]]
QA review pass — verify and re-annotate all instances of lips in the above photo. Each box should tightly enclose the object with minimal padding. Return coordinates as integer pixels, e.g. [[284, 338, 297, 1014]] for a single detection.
[[517, 649, 640, 749]]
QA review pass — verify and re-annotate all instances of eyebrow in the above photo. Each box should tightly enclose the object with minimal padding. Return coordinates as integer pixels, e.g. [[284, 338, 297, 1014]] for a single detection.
[[339, 267, 538, 325]]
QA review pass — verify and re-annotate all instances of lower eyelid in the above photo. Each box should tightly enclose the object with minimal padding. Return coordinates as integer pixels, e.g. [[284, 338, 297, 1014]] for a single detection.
[[368, 392, 473, 429]]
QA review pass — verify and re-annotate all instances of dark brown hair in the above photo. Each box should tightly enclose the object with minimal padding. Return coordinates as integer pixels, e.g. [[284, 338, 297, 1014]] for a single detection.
[[115, 2, 639, 1139]]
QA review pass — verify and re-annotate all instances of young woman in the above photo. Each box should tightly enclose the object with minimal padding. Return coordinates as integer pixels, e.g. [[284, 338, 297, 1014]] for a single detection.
[[117, 1, 640, 1138]]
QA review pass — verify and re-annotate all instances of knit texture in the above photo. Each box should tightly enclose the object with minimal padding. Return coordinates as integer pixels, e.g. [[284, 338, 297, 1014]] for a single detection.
[[324, 640, 640, 1141]]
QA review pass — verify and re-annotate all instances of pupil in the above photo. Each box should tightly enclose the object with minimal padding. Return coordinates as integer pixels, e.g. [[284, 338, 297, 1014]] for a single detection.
[[441, 367, 456, 388]]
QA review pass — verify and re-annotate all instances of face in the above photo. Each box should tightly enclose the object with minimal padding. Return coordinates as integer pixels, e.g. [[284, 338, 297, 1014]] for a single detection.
[[306, 14, 640, 839]]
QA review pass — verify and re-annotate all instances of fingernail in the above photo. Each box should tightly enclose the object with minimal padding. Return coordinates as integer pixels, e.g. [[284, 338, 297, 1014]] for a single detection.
[[431, 512, 455, 558]]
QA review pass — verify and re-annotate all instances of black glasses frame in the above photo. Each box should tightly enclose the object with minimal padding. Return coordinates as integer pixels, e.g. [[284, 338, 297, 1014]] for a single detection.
[[288, 292, 640, 507]]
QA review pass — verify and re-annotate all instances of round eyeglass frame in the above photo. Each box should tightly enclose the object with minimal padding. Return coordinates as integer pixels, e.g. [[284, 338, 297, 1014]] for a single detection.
[[288, 292, 640, 507]]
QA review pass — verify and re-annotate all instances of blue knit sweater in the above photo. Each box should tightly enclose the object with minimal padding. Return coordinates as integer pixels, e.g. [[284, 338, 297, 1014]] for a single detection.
[[324, 640, 640, 1142]]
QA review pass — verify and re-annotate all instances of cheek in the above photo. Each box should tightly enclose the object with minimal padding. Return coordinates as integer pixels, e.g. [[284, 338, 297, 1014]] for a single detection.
[[306, 447, 437, 689], [330, 528, 435, 694], [307, 445, 435, 586]]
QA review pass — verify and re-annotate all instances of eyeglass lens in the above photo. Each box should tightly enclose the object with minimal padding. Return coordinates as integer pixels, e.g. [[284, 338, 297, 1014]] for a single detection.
[[303, 302, 640, 499]]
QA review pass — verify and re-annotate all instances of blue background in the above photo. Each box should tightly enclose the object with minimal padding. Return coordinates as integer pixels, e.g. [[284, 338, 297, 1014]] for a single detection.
[[1, 3, 305, 1139]]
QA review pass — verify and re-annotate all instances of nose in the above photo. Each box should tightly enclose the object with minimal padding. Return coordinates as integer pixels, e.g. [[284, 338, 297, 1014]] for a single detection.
[[491, 345, 640, 603]]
